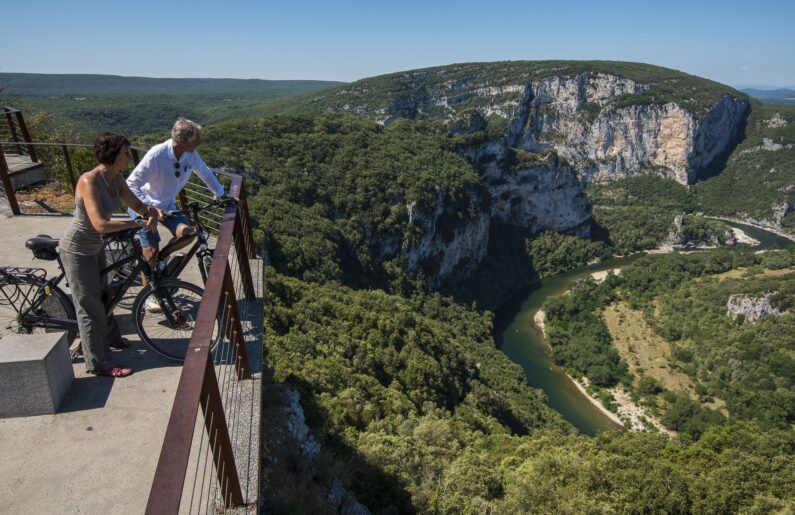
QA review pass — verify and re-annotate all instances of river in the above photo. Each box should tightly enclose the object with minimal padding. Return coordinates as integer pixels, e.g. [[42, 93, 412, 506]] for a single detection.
[[493, 221, 794, 436]]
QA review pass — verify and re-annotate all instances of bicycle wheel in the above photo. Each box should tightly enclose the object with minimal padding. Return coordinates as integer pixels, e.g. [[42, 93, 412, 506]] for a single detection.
[[0, 276, 77, 345], [132, 279, 219, 361]]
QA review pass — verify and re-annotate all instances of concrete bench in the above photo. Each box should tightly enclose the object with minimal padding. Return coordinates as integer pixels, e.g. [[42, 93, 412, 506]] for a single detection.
[[0, 332, 74, 418]]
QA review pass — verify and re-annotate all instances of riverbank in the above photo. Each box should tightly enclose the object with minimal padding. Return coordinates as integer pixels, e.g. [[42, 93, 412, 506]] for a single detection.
[[708, 216, 795, 243], [531, 266, 679, 435], [570, 377, 624, 427]]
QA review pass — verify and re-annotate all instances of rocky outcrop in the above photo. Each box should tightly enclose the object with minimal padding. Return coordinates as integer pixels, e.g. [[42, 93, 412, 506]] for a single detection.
[[362, 72, 749, 186], [261, 385, 370, 514], [506, 78, 748, 185], [727, 293, 783, 323], [401, 144, 591, 287]]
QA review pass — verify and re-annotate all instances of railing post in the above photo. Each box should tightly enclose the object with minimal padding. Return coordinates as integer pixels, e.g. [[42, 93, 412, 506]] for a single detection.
[[199, 358, 245, 507], [0, 145, 21, 215], [239, 188, 257, 258], [15, 111, 37, 162], [4, 109, 23, 155], [233, 215, 256, 301], [130, 148, 141, 166], [222, 264, 252, 380], [62, 145, 77, 192]]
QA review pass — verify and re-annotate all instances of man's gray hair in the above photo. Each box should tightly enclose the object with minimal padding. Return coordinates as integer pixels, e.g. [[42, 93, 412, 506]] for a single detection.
[[171, 117, 202, 144]]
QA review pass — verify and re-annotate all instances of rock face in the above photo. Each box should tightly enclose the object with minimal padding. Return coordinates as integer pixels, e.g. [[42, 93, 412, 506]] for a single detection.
[[726, 293, 783, 323], [331, 70, 749, 186], [479, 75, 747, 185], [260, 385, 370, 514], [336, 66, 749, 286], [402, 145, 591, 288]]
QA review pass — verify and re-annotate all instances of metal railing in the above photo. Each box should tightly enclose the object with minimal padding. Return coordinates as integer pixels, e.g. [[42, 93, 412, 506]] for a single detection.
[[146, 171, 261, 513], [2, 106, 37, 160], [0, 139, 145, 215]]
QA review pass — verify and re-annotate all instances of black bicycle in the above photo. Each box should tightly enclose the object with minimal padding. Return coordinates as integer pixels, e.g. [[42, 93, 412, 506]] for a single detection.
[[105, 196, 235, 309], [0, 227, 219, 361]]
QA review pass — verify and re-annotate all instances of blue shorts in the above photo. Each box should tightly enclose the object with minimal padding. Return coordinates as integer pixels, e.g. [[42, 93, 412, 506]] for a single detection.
[[128, 208, 190, 248]]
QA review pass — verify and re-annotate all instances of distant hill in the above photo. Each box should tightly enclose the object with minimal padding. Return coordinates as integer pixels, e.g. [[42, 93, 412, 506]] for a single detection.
[[0, 73, 342, 97], [741, 88, 795, 105], [0, 73, 343, 136], [263, 60, 743, 120]]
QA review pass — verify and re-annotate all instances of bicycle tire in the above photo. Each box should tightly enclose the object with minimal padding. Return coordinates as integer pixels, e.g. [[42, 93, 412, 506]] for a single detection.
[[0, 276, 77, 345], [132, 279, 219, 361]]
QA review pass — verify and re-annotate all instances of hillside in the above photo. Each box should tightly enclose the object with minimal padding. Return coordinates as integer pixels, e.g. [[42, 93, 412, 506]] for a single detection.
[[742, 88, 795, 106], [0, 72, 341, 97], [0, 73, 342, 136]]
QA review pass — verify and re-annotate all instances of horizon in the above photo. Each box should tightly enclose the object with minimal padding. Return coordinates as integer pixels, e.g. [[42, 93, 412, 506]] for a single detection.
[[2, 69, 794, 92], [3, 0, 794, 87]]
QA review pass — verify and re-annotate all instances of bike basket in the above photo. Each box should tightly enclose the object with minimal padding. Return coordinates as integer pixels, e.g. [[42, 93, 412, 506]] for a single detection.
[[0, 267, 47, 284]]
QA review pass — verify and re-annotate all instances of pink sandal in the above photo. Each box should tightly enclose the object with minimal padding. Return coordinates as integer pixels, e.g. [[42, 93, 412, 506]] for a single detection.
[[92, 366, 133, 378]]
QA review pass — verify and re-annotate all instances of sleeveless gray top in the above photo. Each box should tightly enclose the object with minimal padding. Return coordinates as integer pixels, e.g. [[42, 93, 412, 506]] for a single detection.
[[60, 172, 121, 255]]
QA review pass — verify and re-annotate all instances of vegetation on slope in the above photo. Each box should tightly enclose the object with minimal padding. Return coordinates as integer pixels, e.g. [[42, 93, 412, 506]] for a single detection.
[[1, 73, 341, 136], [544, 248, 795, 442], [264, 60, 742, 120]]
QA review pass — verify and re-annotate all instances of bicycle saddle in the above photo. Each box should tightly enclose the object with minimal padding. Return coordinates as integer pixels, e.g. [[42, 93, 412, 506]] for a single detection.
[[25, 234, 59, 260]]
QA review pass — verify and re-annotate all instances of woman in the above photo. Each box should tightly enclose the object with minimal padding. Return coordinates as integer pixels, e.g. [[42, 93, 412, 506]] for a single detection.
[[59, 133, 159, 377]]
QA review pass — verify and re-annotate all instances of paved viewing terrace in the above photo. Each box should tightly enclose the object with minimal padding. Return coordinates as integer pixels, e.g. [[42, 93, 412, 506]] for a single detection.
[[0, 213, 263, 513]]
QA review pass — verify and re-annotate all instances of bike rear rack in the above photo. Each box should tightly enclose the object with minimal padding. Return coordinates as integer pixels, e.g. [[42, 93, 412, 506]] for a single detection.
[[0, 267, 48, 314]]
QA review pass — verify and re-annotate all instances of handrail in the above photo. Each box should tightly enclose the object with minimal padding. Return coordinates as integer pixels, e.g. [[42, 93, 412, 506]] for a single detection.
[[146, 173, 259, 512]]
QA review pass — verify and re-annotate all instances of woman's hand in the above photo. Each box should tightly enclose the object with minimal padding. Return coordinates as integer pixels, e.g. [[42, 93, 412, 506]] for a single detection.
[[144, 206, 159, 231]]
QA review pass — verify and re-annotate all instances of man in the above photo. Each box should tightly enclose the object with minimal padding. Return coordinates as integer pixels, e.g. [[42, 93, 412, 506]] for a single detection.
[[127, 117, 225, 311]]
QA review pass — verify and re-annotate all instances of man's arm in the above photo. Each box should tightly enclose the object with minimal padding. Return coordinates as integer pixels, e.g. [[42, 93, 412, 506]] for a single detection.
[[126, 151, 156, 201], [192, 154, 225, 198]]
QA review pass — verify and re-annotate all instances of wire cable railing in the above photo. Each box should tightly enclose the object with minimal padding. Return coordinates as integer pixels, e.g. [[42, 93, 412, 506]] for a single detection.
[[146, 171, 261, 513]]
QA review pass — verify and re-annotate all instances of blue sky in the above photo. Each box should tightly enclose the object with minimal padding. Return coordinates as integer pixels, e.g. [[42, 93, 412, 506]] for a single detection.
[[3, 0, 794, 87]]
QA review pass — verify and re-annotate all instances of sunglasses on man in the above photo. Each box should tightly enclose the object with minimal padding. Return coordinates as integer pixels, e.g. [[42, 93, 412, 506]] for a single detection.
[[174, 161, 182, 178]]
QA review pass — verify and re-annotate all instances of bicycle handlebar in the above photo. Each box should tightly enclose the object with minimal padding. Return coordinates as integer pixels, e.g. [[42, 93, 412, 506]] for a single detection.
[[162, 196, 237, 219]]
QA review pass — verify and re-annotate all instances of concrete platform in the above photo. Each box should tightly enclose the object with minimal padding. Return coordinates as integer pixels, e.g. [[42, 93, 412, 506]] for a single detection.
[[0, 213, 262, 513]]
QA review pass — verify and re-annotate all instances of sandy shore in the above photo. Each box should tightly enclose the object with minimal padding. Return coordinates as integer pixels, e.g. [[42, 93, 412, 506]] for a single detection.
[[590, 268, 621, 282], [707, 216, 795, 243], [533, 309, 546, 337], [731, 227, 760, 245], [570, 377, 625, 427]]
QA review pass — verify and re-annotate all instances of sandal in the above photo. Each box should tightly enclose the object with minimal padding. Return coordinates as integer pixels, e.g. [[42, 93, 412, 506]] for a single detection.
[[92, 366, 133, 378], [110, 337, 132, 349]]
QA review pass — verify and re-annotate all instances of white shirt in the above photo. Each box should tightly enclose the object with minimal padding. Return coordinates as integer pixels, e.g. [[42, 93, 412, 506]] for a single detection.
[[126, 139, 225, 211]]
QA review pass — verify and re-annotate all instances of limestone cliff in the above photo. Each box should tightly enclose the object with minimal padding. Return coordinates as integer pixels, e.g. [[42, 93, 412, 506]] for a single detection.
[[309, 63, 749, 285], [316, 66, 749, 186]]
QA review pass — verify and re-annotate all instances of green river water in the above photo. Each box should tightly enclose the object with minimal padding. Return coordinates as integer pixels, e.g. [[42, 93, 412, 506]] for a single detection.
[[493, 220, 794, 436]]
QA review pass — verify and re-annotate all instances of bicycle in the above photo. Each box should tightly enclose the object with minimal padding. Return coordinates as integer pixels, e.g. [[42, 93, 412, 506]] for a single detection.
[[105, 196, 235, 309], [0, 227, 220, 361]]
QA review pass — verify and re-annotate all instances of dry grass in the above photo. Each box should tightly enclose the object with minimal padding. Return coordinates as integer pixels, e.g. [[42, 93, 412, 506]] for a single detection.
[[604, 302, 727, 414], [710, 266, 795, 281], [14, 181, 75, 214]]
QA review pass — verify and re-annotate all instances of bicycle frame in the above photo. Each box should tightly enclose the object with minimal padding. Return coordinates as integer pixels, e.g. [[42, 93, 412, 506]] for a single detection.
[[157, 200, 222, 284], [17, 234, 155, 334]]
